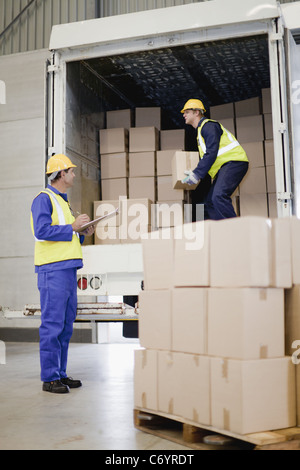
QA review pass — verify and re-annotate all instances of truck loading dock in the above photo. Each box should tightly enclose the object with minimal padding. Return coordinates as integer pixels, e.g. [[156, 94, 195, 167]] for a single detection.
[[1, 0, 300, 451]]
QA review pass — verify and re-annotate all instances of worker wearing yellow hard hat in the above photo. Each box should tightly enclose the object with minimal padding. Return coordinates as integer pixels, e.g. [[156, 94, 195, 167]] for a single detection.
[[181, 99, 249, 219], [30, 154, 94, 394]]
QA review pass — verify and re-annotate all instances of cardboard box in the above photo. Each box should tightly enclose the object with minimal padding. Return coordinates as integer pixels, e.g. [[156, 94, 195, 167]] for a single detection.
[[266, 164, 276, 193], [241, 141, 264, 168], [236, 115, 264, 143], [160, 129, 185, 151], [101, 178, 128, 200], [94, 200, 120, 226], [239, 166, 267, 195], [120, 224, 151, 244], [210, 216, 291, 288], [135, 107, 161, 129], [264, 140, 274, 165], [157, 150, 176, 176], [154, 201, 184, 228], [139, 290, 172, 350], [271, 217, 292, 288], [142, 228, 174, 290], [129, 126, 160, 152], [172, 151, 200, 190], [172, 288, 208, 355], [94, 225, 120, 245], [157, 175, 185, 201], [106, 109, 133, 129], [158, 351, 211, 425], [264, 113, 274, 140], [100, 152, 128, 179], [124, 198, 153, 226], [262, 88, 272, 114], [234, 97, 261, 117], [209, 102, 234, 120], [210, 216, 271, 287], [99, 128, 129, 154], [239, 193, 268, 217], [220, 117, 235, 136], [129, 176, 156, 201], [210, 356, 296, 434], [173, 221, 211, 287], [129, 152, 156, 177], [134, 348, 158, 411], [207, 288, 284, 359]]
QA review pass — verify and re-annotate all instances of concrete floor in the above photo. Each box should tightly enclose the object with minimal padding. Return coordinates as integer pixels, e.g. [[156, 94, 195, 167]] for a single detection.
[[0, 340, 191, 451]]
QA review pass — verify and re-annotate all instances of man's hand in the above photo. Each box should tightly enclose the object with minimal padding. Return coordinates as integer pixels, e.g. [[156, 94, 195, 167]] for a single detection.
[[181, 170, 200, 186], [81, 225, 95, 237], [72, 214, 90, 232]]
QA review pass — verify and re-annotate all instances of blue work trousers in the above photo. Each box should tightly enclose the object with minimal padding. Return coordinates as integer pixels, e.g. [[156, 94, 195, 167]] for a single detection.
[[38, 268, 77, 382], [204, 161, 249, 220]]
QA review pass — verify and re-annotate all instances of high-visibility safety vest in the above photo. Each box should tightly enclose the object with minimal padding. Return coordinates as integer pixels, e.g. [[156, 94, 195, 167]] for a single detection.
[[197, 119, 249, 179], [31, 188, 83, 266]]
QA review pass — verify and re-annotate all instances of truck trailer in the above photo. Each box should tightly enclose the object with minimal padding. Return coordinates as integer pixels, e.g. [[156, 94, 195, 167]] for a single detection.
[[0, 0, 300, 337]]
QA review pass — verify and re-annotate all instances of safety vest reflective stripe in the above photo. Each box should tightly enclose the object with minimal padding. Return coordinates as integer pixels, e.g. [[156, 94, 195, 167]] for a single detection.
[[34, 189, 78, 242], [197, 119, 248, 179], [197, 125, 240, 156]]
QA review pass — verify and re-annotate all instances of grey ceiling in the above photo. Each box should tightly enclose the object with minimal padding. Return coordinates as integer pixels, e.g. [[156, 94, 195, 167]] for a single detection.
[[80, 34, 270, 128]]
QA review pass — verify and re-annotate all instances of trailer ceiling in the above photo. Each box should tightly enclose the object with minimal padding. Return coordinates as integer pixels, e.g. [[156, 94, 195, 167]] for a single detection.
[[79, 34, 270, 128]]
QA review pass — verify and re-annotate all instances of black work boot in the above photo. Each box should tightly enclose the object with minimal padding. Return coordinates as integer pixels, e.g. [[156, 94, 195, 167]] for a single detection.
[[42, 379, 70, 394]]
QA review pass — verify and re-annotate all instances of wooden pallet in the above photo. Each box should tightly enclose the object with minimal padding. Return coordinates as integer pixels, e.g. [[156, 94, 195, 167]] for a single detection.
[[134, 408, 300, 450]]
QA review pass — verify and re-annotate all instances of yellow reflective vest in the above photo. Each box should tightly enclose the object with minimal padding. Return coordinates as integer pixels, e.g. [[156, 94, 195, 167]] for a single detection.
[[31, 188, 83, 266], [197, 119, 248, 179]]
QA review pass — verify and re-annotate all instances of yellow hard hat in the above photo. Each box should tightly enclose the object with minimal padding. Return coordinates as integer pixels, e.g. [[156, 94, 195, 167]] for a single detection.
[[181, 99, 206, 114], [46, 154, 77, 175]]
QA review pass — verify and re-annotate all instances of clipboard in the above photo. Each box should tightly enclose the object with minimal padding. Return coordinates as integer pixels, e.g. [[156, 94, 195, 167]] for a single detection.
[[77, 208, 119, 233]]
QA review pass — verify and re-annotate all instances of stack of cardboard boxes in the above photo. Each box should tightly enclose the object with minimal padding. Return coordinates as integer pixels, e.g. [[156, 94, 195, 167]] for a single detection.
[[96, 107, 189, 244], [134, 216, 299, 435], [210, 88, 275, 218]]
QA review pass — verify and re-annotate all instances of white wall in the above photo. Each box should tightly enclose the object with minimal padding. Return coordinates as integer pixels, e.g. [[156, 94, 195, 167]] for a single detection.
[[0, 49, 50, 309]]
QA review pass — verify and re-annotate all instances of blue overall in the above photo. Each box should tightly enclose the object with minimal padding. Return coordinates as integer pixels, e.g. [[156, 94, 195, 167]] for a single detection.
[[193, 118, 248, 220], [31, 185, 84, 382]]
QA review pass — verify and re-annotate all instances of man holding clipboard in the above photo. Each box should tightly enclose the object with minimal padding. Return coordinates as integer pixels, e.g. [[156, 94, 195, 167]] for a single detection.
[[30, 154, 98, 394]]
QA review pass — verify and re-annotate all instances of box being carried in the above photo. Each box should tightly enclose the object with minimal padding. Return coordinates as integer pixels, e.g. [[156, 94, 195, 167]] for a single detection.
[[172, 151, 199, 190]]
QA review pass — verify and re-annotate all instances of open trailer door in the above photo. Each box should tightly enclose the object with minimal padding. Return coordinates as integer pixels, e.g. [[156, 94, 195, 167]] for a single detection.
[[281, 2, 300, 218]]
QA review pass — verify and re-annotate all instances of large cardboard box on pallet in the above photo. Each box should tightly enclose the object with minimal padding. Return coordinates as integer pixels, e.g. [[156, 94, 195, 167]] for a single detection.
[[173, 221, 211, 287], [141, 228, 175, 290], [210, 356, 296, 435], [210, 216, 292, 288], [207, 288, 285, 360], [139, 289, 172, 351], [172, 288, 208, 355], [158, 351, 211, 426], [134, 348, 158, 412]]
